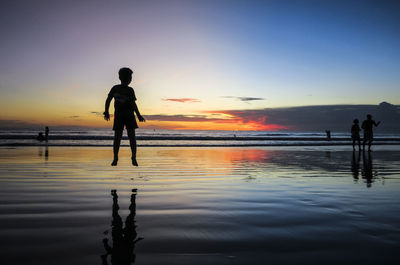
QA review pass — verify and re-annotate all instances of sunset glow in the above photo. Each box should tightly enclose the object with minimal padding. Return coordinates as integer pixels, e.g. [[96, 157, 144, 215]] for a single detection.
[[1, 0, 399, 130]]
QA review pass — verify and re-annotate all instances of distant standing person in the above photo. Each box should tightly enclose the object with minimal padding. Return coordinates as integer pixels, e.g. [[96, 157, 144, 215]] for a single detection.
[[351, 119, 361, 150], [325, 130, 331, 140], [361, 114, 380, 152], [104, 67, 145, 166], [45, 126, 49, 141]]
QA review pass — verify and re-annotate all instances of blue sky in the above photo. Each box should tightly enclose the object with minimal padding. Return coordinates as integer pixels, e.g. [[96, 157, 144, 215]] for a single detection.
[[0, 0, 399, 129]]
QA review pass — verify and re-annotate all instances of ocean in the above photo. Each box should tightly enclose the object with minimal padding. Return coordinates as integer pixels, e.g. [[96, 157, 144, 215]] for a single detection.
[[1, 128, 400, 147]]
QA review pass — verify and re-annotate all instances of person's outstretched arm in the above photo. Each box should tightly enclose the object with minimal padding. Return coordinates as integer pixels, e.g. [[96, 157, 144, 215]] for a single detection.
[[133, 102, 145, 122], [374, 121, 381, 127], [104, 94, 113, 121]]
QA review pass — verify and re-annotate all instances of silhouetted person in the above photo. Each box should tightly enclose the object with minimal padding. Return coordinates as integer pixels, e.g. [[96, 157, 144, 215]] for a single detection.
[[351, 119, 361, 150], [36, 132, 45, 142], [351, 150, 360, 181], [362, 151, 374, 188], [102, 189, 143, 265], [45, 126, 49, 141], [325, 130, 331, 140], [104, 68, 145, 166], [361, 114, 380, 152]]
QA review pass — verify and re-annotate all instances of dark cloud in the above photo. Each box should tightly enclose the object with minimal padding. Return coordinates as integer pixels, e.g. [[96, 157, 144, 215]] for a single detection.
[[69, 115, 80, 119], [162, 98, 201, 103], [211, 102, 400, 132], [0, 119, 41, 129], [222, 96, 265, 102], [90, 111, 113, 118]]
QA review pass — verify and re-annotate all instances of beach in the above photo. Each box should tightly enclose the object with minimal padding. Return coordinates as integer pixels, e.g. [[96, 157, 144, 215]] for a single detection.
[[1, 146, 400, 265]]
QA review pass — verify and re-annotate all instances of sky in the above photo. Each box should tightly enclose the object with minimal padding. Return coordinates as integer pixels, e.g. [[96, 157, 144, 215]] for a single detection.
[[1, 0, 400, 131]]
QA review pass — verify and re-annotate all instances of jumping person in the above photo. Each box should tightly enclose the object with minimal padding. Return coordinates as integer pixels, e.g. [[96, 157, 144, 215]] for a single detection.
[[104, 67, 145, 166], [361, 114, 380, 152]]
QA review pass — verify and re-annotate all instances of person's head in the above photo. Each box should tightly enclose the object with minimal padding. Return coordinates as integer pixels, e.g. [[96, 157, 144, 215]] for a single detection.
[[367, 114, 372, 120], [353, 119, 359, 124], [118, 67, 133, 85]]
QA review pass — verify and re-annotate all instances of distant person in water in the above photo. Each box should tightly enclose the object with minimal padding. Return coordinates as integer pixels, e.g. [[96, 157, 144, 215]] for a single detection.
[[325, 130, 331, 140], [361, 114, 380, 152], [104, 67, 145, 166], [45, 126, 49, 141], [351, 119, 361, 150], [36, 132, 45, 142]]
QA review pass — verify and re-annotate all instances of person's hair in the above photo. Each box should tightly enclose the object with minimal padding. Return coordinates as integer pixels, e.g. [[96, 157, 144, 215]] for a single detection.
[[118, 67, 133, 77], [354, 119, 359, 124], [367, 114, 372, 119]]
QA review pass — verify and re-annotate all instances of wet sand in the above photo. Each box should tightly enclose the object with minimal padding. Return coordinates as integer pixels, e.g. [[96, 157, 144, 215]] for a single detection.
[[1, 146, 400, 265]]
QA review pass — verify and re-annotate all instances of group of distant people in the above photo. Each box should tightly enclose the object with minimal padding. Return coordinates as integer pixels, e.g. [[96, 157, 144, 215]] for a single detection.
[[351, 114, 380, 152], [36, 126, 49, 142]]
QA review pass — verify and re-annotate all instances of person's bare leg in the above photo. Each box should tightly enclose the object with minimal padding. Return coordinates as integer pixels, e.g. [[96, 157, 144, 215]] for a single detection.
[[127, 129, 138, 166], [368, 140, 372, 152], [112, 130, 123, 166], [352, 139, 355, 150]]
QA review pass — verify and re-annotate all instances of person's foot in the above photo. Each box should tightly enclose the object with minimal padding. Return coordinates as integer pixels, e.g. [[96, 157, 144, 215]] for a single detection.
[[131, 157, 138, 166], [111, 158, 118, 166]]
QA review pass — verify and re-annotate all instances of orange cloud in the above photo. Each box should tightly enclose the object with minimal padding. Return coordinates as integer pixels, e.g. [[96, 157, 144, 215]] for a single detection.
[[142, 112, 287, 131]]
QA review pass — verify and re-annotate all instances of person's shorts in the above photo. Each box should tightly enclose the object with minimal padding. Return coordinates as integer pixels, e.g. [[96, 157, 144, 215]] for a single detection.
[[364, 131, 373, 141], [113, 113, 138, 130], [352, 135, 360, 141]]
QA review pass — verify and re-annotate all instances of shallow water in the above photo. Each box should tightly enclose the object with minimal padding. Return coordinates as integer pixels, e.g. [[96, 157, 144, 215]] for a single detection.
[[2, 128, 400, 147], [0, 147, 399, 264]]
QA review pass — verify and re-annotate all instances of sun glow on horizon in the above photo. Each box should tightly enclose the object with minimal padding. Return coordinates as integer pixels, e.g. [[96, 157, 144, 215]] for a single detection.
[[1, 1, 399, 131]]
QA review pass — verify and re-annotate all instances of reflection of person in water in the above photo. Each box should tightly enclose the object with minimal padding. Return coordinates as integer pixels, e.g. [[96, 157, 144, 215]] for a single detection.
[[351, 150, 361, 181], [102, 189, 143, 265], [362, 151, 374, 188], [38, 146, 49, 161], [45, 145, 49, 161]]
